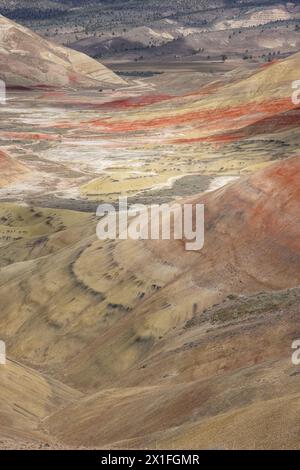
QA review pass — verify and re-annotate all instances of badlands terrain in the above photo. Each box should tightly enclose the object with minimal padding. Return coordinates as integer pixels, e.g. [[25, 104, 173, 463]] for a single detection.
[[0, 3, 300, 449]]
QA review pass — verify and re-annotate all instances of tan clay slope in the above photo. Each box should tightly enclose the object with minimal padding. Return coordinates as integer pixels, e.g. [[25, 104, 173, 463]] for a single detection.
[[46, 286, 300, 450], [0, 149, 28, 187], [0, 358, 81, 447], [0, 15, 125, 88]]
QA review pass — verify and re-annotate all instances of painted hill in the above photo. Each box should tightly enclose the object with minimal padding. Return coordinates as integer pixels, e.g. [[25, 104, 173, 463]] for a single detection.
[[0, 15, 125, 88]]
